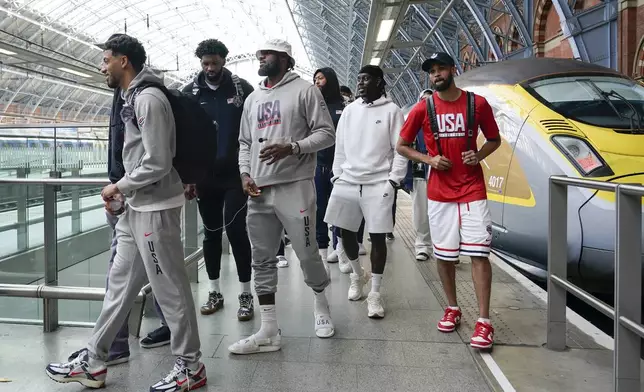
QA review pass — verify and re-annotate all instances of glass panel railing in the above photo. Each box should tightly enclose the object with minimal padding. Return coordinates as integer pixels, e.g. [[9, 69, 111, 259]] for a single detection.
[[0, 182, 44, 321], [0, 123, 203, 332]]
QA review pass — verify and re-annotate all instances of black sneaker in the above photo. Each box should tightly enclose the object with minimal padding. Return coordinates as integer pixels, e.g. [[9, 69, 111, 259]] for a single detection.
[[386, 232, 395, 241], [200, 291, 224, 315], [237, 292, 254, 321], [140, 325, 171, 349]]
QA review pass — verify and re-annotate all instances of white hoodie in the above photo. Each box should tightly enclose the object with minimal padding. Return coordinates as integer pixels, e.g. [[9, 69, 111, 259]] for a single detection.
[[332, 95, 408, 185]]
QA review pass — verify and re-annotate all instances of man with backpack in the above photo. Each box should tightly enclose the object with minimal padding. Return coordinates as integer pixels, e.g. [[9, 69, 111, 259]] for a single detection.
[[228, 39, 336, 355], [396, 52, 501, 350], [182, 39, 256, 321], [45, 34, 206, 391]]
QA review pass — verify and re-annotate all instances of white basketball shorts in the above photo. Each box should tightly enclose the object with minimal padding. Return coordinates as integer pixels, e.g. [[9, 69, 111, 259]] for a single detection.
[[427, 199, 492, 262], [324, 180, 395, 234]]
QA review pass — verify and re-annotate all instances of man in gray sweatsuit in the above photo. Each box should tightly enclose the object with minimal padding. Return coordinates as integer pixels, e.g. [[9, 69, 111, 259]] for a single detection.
[[228, 39, 336, 355], [45, 34, 206, 391]]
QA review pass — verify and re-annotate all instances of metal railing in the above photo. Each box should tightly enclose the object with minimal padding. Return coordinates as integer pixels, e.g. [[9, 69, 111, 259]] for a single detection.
[[0, 177, 202, 337], [547, 175, 644, 392]]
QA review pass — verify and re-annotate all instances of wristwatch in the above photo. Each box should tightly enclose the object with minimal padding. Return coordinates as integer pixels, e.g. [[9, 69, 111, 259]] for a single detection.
[[290, 142, 301, 155]]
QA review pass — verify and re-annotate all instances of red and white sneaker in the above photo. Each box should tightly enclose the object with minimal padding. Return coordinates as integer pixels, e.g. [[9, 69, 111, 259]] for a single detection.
[[437, 307, 462, 332], [45, 348, 107, 388], [470, 321, 495, 349]]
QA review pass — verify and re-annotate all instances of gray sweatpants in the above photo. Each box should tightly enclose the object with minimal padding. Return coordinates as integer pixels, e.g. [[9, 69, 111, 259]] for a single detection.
[[247, 179, 330, 296], [88, 206, 202, 366]]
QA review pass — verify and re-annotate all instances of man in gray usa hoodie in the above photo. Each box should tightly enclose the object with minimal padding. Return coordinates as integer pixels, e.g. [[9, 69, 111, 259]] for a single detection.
[[45, 34, 206, 392], [228, 39, 337, 355]]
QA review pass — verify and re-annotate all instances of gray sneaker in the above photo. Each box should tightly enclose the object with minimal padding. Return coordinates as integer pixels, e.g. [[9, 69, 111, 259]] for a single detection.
[[200, 291, 224, 315]]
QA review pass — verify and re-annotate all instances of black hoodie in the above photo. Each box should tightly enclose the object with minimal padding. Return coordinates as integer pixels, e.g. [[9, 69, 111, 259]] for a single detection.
[[182, 67, 254, 187], [313, 67, 344, 167]]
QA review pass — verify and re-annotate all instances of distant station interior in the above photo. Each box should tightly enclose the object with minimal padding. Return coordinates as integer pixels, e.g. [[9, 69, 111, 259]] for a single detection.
[[0, 0, 643, 391]]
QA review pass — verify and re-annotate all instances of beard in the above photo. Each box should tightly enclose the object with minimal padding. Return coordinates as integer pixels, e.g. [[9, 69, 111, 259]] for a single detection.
[[106, 75, 119, 89], [205, 71, 222, 83], [258, 61, 281, 77], [432, 73, 454, 92]]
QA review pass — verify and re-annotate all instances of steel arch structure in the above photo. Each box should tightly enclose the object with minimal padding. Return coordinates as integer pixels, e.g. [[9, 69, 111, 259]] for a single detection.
[[0, 0, 619, 122], [287, 0, 618, 107]]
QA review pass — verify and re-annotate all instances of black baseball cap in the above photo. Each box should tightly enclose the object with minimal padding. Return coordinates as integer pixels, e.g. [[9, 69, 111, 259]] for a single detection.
[[422, 52, 456, 72], [358, 65, 387, 85], [96, 33, 126, 50]]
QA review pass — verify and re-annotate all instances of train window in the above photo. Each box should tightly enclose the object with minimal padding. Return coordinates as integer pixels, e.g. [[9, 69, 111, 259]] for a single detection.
[[526, 75, 644, 131]]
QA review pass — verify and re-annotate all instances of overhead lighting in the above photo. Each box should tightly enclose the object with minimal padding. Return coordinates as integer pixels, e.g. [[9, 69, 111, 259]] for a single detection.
[[370, 57, 381, 66], [58, 67, 91, 78], [376, 19, 395, 42], [0, 48, 16, 55]]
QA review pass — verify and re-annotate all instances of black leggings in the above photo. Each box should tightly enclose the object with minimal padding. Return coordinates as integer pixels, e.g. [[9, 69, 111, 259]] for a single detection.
[[197, 184, 252, 283]]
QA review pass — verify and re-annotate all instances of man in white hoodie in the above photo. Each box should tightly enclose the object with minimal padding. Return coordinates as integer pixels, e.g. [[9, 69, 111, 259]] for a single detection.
[[324, 65, 408, 318], [228, 39, 336, 355]]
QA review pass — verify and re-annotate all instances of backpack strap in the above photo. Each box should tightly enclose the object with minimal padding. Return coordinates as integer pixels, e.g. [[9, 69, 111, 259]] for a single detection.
[[425, 94, 443, 156], [466, 91, 475, 151], [231, 74, 244, 98]]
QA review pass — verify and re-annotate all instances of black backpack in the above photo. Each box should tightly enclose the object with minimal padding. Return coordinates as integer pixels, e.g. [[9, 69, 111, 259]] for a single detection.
[[132, 83, 218, 185], [426, 91, 475, 155]]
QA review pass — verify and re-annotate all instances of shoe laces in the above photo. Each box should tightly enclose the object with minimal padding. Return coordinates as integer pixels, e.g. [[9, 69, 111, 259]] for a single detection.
[[208, 291, 219, 302], [474, 322, 491, 337], [442, 308, 460, 322], [366, 293, 381, 308], [66, 350, 87, 368], [163, 360, 191, 388], [239, 293, 253, 308]]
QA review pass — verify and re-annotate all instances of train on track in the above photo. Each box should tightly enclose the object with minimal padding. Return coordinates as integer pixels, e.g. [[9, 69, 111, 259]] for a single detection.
[[404, 57, 644, 295]]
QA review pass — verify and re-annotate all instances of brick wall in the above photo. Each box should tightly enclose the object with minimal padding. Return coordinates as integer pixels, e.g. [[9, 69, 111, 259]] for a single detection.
[[619, 0, 644, 79]]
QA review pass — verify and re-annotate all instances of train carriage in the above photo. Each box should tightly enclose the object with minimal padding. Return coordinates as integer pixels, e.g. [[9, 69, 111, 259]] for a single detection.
[[405, 58, 644, 294]]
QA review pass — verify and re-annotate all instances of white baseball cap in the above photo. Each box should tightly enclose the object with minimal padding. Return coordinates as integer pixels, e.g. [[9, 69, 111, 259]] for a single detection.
[[256, 38, 295, 67]]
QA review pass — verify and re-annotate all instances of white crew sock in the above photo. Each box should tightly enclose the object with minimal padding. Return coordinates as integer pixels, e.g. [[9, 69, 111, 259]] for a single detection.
[[241, 281, 251, 294], [313, 290, 329, 314], [255, 305, 278, 339], [448, 305, 460, 311], [210, 279, 220, 293], [477, 317, 491, 325], [349, 258, 363, 276], [370, 273, 383, 293]]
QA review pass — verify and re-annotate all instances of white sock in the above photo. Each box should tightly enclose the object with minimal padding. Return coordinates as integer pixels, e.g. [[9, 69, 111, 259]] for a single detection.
[[256, 305, 278, 339], [448, 305, 460, 311], [370, 273, 383, 293], [241, 281, 251, 294], [478, 317, 491, 325], [349, 258, 363, 275], [313, 290, 329, 314], [210, 279, 220, 293], [87, 355, 104, 368]]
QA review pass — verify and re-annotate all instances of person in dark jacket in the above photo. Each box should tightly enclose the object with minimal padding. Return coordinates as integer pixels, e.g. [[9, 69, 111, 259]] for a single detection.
[[182, 39, 256, 321], [312, 68, 345, 263], [402, 88, 433, 261]]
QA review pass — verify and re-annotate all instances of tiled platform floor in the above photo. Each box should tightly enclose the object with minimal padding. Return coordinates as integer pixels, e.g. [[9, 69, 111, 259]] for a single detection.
[[1, 191, 638, 391]]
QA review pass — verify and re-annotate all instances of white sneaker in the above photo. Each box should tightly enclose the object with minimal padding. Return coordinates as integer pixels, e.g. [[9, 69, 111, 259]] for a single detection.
[[319, 248, 328, 262], [45, 349, 107, 389], [359, 243, 367, 255], [348, 272, 367, 301], [338, 259, 352, 274], [367, 292, 385, 318], [327, 249, 338, 263], [277, 256, 289, 268], [228, 330, 282, 354]]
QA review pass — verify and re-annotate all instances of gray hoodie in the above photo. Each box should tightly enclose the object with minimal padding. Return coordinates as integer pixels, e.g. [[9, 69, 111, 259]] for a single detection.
[[238, 71, 335, 187], [115, 67, 185, 212]]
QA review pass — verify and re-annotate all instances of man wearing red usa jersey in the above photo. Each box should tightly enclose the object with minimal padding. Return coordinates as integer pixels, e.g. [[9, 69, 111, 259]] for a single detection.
[[396, 52, 501, 350]]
